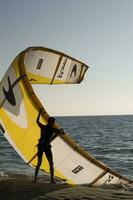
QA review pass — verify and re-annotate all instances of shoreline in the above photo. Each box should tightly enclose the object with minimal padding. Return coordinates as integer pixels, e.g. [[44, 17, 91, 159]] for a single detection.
[[0, 177, 133, 200]]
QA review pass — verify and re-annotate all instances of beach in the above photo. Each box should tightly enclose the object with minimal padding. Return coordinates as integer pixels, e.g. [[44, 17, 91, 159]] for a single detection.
[[0, 176, 133, 200]]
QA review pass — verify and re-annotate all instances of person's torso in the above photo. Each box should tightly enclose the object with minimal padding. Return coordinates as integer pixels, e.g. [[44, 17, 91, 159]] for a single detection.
[[39, 125, 55, 145]]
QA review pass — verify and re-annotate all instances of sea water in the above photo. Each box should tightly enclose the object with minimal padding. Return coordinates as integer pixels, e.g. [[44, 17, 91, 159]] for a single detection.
[[0, 115, 133, 181]]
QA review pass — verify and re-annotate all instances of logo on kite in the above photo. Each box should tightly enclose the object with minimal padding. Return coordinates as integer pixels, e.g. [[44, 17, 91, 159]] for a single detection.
[[3, 76, 16, 106], [70, 64, 77, 78], [72, 165, 84, 174], [104, 175, 114, 184], [57, 58, 67, 78], [2, 75, 26, 106], [36, 59, 43, 70]]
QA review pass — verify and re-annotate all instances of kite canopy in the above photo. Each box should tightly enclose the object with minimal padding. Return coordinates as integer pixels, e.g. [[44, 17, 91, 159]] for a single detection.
[[0, 47, 131, 185]]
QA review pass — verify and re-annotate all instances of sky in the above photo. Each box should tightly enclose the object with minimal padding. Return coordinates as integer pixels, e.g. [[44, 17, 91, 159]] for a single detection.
[[1, 0, 133, 116]]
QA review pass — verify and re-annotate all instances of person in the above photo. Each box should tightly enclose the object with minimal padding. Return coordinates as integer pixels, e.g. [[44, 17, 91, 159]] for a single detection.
[[33, 109, 65, 183]]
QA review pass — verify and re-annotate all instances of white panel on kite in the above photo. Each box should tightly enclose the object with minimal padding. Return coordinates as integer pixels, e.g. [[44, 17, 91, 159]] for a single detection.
[[52, 136, 76, 166], [52, 137, 104, 184], [24, 50, 60, 80]]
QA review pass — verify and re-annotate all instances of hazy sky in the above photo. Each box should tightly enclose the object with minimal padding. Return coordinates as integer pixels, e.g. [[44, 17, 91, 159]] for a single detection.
[[1, 0, 133, 116]]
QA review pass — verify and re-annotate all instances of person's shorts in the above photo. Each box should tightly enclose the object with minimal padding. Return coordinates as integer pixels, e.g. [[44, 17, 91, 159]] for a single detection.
[[37, 144, 52, 158]]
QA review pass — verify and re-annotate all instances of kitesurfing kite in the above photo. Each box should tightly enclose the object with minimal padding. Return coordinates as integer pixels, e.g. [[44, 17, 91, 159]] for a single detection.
[[0, 47, 131, 185]]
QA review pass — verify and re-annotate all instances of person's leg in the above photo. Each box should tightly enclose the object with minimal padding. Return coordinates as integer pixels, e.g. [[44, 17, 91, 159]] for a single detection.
[[45, 148, 55, 183], [33, 153, 42, 183]]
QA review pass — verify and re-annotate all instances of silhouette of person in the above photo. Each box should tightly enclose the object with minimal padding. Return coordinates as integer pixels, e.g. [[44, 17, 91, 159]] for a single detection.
[[33, 109, 65, 183]]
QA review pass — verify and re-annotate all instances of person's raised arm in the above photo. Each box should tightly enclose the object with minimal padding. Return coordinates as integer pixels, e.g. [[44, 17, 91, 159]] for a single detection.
[[36, 109, 44, 127]]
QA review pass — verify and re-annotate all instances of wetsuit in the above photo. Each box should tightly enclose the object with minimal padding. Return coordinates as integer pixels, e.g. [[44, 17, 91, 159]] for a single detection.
[[37, 124, 57, 157]]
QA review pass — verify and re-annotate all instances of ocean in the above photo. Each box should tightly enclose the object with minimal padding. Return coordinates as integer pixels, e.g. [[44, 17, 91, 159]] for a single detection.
[[0, 115, 133, 181]]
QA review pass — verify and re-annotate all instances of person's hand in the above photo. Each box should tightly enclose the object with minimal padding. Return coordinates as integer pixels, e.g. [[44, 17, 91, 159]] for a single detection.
[[60, 128, 65, 134], [39, 108, 44, 114]]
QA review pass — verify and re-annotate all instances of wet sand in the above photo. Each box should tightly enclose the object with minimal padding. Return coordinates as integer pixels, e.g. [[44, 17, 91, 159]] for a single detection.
[[0, 177, 133, 200]]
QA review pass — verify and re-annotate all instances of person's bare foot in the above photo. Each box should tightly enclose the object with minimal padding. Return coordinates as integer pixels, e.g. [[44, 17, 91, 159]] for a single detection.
[[51, 179, 56, 184], [33, 177, 37, 184]]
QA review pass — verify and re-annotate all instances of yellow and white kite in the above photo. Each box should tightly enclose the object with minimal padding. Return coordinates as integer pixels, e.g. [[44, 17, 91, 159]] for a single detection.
[[0, 47, 131, 185]]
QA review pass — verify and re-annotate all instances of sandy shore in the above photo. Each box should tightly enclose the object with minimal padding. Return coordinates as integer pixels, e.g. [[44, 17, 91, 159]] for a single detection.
[[0, 177, 133, 200]]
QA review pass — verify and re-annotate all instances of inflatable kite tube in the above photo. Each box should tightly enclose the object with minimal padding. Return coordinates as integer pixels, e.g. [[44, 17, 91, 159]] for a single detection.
[[0, 47, 132, 186]]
